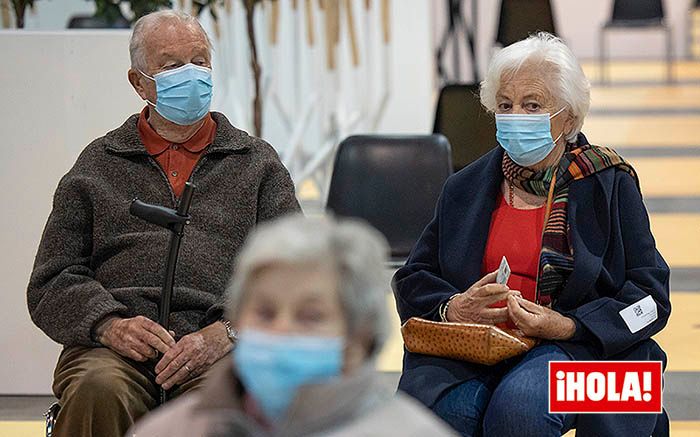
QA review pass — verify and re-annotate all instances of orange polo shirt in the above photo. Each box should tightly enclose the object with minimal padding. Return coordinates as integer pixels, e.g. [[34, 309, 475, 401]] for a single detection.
[[137, 107, 217, 197]]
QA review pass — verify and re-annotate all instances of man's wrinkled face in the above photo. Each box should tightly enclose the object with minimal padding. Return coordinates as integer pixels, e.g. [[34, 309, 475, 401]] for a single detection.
[[130, 20, 211, 105]]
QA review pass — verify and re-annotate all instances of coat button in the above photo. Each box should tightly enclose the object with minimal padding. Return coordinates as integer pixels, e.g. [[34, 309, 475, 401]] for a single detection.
[[171, 171, 178, 177]]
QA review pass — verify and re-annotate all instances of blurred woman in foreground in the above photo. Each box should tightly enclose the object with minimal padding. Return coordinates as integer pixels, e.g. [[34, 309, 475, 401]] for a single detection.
[[130, 214, 456, 436]]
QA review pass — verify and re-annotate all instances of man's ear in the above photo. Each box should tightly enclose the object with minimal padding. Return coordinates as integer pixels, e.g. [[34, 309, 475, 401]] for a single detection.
[[128, 68, 148, 101]]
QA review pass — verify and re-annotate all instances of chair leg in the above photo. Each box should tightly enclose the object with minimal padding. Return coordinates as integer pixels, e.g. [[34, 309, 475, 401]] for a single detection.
[[45, 402, 60, 437]]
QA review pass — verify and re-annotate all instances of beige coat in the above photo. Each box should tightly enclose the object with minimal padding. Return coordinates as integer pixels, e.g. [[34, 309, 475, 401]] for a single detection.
[[128, 360, 457, 437]]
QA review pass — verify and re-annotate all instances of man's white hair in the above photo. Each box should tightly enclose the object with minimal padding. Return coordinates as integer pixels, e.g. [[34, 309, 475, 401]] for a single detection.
[[480, 32, 591, 142], [226, 214, 391, 354], [129, 10, 212, 71]]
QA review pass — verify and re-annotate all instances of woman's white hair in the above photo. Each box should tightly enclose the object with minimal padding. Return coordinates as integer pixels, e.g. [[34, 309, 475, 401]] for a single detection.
[[129, 10, 212, 71], [226, 214, 391, 354], [480, 32, 591, 142]]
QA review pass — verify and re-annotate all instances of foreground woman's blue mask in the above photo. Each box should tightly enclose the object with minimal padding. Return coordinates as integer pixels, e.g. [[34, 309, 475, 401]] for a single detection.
[[140, 63, 213, 126], [233, 329, 343, 422], [495, 106, 567, 167]]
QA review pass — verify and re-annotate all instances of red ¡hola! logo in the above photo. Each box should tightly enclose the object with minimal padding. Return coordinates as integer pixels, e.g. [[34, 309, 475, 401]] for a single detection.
[[548, 361, 663, 414]]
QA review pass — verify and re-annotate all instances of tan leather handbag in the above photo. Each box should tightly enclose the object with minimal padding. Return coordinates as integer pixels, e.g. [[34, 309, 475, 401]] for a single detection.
[[401, 317, 538, 366]]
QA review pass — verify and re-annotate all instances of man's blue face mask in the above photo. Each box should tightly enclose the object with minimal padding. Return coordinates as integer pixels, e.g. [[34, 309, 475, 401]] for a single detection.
[[232, 329, 343, 422], [495, 106, 567, 167], [139, 63, 213, 126]]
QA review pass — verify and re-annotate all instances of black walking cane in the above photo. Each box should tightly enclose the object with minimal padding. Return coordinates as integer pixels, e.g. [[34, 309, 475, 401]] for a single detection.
[[129, 181, 196, 405]]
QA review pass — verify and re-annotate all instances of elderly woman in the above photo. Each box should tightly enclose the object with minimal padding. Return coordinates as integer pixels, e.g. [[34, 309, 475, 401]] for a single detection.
[[393, 33, 670, 437], [129, 215, 457, 436]]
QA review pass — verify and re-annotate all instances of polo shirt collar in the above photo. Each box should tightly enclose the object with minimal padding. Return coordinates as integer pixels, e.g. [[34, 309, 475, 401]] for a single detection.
[[137, 106, 216, 156]]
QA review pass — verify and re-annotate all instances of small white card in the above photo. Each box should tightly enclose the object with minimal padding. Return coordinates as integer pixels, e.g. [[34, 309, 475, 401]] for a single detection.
[[497, 256, 511, 285], [619, 295, 658, 334]]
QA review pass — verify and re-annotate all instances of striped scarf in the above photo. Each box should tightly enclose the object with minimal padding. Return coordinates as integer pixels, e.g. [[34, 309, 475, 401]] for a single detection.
[[501, 140, 638, 306]]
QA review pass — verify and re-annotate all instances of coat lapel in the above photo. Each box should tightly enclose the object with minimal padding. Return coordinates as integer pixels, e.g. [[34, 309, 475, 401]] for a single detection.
[[556, 170, 612, 310]]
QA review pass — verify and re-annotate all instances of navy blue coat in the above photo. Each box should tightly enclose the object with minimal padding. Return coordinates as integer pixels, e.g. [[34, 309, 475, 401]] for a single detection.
[[393, 143, 671, 433]]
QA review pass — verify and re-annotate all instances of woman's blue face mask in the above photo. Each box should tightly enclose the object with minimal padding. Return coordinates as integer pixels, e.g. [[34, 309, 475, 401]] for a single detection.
[[232, 329, 344, 422], [140, 63, 213, 126], [495, 106, 567, 167]]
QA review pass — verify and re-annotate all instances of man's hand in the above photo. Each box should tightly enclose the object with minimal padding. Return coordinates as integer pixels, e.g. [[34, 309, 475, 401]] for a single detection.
[[155, 321, 233, 390], [506, 295, 576, 340], [96, 315, 176, 362], [446, 270, 522, 324]]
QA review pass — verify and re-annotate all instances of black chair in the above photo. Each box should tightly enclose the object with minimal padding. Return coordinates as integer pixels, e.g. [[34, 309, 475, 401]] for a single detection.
[[496, 0, 557, 47], [599, 0, 673, 84], [433, 83, 497, 172], [326, 135, 452, 263]]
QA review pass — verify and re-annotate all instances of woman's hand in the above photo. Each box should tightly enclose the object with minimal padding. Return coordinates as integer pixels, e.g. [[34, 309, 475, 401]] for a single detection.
[[446, 271, 522, 325], [506, 295, 576, 340], [155, 321, 234, 390]]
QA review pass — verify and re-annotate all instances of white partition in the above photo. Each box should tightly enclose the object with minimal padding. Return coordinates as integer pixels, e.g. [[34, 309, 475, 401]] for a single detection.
[[0, 30, 143, 394], [0, 0, 434, 394]]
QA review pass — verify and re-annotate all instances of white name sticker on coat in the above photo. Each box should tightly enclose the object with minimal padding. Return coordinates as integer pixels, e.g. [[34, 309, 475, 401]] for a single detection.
[[619, 295, 658, 334]]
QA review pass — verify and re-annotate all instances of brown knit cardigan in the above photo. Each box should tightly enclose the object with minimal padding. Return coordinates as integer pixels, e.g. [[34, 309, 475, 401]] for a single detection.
[[27, 112, 301, 347]]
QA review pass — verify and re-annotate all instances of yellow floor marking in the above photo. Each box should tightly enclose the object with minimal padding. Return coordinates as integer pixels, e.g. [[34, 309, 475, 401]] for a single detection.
[[564, 421, 700, 436], [649, 214, 700, 268], [0, 421, 43, 437], [581, 60, 700, 83], [298, 178, 321, 201], [654, 292, 700, 372], [629, 157, 700, 197], [591, 85, 700, 109], [377, 293, 404, 373], [582, 116, 700, 147]]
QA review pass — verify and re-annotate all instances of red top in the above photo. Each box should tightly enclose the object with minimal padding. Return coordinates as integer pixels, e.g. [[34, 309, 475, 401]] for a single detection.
[[482, 192, 546, 329], [137, 107, 217, 197]]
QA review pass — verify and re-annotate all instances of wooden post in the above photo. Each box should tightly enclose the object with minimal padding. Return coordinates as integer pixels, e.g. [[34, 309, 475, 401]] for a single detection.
[[381, 0, 390, 44], [331, 0, 340, 44], [245, 0, 263, 137], [211, 2, 221, 39], [305, 0, 315, 45], [344, 0, 359, 66], [269, 0, 279, 45], [323, 0, 337, 69], [1, 0, 11, 29]]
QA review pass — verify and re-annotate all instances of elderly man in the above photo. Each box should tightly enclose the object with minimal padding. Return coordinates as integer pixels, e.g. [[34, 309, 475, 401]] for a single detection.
[[27, 10, 300, 437]]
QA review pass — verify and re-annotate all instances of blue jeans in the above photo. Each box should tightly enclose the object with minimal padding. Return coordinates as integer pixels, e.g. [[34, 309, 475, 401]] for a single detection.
[[431, 344, 576, 437]]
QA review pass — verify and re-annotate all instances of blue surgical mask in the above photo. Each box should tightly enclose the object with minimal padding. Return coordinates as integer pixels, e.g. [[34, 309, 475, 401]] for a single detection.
[[495, 106, 567, 167], [140, 63, 213, 126], [232, 329, 343, 422]]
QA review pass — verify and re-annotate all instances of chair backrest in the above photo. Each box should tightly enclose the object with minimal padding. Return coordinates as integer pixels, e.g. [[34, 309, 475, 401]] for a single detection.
[[326, 135, 452, 259], [496, 0, 557, 47], [611, 0, 664, 23], [433, 83, 497, 171]]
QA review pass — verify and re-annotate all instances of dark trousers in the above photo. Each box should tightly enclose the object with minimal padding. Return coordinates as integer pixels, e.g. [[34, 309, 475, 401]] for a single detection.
[[52, 346, 211, 437]]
